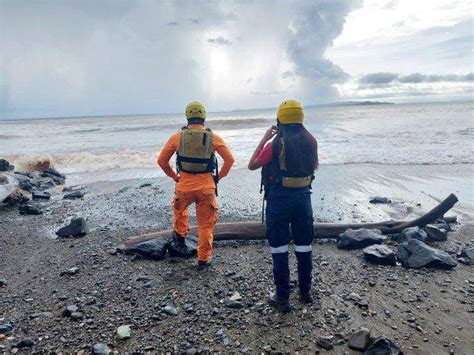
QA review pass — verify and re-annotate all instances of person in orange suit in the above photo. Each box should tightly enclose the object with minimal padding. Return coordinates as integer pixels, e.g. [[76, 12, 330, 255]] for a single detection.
[[158, 101, 234, 270]]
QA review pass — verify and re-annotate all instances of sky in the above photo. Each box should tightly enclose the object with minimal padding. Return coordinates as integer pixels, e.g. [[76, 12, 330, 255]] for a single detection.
[[0, 0, 472, 119]]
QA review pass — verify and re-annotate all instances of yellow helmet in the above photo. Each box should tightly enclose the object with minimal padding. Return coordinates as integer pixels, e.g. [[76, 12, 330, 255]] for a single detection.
[[185, 101, 206, 120], [277, 99, 304, 124]]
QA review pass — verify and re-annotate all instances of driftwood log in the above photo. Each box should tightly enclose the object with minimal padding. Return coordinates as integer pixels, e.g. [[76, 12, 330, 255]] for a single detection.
[[123, 193, 458, 249]]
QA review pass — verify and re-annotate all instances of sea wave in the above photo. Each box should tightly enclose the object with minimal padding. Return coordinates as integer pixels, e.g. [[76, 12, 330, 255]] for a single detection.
[[70, 117, 270, 134], [5, 151, 473, 178]]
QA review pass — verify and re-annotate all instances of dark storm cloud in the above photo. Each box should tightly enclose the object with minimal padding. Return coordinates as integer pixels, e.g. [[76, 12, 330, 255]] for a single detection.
[[0, 0, 363, 119], [287, 1, 361, 84]]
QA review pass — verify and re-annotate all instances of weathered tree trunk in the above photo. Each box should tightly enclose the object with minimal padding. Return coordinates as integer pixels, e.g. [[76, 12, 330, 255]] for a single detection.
[[123, 193, 458, 249]]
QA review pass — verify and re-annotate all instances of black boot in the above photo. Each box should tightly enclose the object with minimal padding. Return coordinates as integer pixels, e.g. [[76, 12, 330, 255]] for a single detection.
[[300, 291, 314, 305], [173, 231, 186, 246], [197, 260, 212, 271], [267, 293, 292, 313]]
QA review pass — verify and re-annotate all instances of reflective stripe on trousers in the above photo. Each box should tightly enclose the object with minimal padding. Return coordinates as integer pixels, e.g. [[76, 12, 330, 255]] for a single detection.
[[265, 187, 314, 300]]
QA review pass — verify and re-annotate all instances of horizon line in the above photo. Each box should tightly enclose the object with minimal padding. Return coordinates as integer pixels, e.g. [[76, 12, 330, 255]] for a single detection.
[[1, 98, 472, 122]]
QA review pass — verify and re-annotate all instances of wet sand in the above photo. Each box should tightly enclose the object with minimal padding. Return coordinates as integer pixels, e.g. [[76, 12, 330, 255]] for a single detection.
[[0, 163, 473, 353]]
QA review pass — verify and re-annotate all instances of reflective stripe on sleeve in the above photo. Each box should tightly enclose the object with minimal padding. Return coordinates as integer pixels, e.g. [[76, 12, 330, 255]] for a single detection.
[[270, 245, 289, 254], [294, 245, 312, 252]]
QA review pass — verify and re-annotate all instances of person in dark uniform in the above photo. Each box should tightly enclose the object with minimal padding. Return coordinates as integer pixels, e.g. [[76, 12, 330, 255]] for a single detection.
[[248, 99, 319, 312]]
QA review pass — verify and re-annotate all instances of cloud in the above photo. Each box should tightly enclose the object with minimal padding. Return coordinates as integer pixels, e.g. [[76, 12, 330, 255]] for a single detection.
[[359, 72, 399, 84], [286, 0, 361, 97], [358, 72, 473, 86], [207, 36, 232, 46], [399, 73, 474, 83]]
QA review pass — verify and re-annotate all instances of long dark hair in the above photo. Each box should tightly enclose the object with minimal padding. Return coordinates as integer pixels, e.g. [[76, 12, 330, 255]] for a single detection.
[[272, 123, 318, 174]]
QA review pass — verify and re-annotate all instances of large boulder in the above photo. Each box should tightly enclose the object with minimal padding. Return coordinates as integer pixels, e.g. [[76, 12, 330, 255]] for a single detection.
[[396, 226, 428, 243], [42, 168, 66, 185], [458, 247, 474, 265], [168, 233, 198, 257], [43, 167, 65, 179], [363, 244, 396, 265], [56, 218, 89, 238], [397, 239, 456, 269], [364, 336, 403, 355], [126, 237, 169, 260], [337, 229, 386, 250], [32, 190, 51, 200], [1, 187, 27, 206], [348, 328, 371, 351], [0, 159, 11, 171], [425, 224, 448, 242]]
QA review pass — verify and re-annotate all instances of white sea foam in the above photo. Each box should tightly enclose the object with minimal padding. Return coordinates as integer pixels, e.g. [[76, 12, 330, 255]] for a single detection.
[[1, 101, 473, 184]]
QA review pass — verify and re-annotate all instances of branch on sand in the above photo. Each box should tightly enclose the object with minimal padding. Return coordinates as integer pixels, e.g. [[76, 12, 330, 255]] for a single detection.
[[123, 193, 458, 250]]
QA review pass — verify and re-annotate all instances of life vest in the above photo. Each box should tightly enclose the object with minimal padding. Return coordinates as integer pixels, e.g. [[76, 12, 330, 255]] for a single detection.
[[176, 126, 216, 174], [261, 138, 313, 196]]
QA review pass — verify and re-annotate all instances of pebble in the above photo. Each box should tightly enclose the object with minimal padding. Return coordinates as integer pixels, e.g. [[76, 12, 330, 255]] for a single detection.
[[116, 325, 131, 340], [164, 305, 178, 316], [92, 343, 112, 354]]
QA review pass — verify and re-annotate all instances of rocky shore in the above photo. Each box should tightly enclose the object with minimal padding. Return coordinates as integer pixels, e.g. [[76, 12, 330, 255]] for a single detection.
[[1, 160, 473, 353]]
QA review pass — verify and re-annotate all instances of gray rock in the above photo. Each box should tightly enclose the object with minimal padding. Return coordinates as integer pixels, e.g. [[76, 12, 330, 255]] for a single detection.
[[62, 304, 79, 317], [60, 267, 79, 276], [42, 167, 66, 180], [348, 328, 371, 351], [369, 196, 391, 204], [425, 224, 448, 242], [70, 312, 83, 320], [363, 244, 396, 265], [458, 247, 474, 265], [19, 203, 43, 215], [116, 325, 132, 339], [0, 323, 13, 334], [397, 226, 428, 243], [337, 229, 386, 250], [15, 338, 34, 348], [0, 175, 7, 184], [63, 190, 84, 199], [126, 237, 169, 260], [364, 336, 403, 355], [56, 218, 89, 238], [317, 336, 334, 350], [163, 305, 178, 316], [32, 190, 51, 200], [0, 159, 11, 171], [224, 298, 244, 309], [92, 343, 112, 354], [397, 239, 457, 269], [18, 178, 33, 191], [0, 278, 6, 287], [1, 187, 25, 206]]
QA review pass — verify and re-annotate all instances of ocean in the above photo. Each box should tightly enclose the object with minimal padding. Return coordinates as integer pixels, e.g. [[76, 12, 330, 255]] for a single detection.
[[1, 101, 473, 185]]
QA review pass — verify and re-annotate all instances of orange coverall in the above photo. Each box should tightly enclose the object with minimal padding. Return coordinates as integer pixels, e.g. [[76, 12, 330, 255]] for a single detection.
[[157, 124, 235, 262]]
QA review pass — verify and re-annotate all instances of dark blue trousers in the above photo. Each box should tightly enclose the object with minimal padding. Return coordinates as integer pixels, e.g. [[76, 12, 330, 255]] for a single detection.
[[266, 187, 314, 300]]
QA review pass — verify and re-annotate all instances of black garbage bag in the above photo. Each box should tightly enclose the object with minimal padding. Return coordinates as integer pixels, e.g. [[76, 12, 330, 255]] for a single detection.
[[128, 237, 169, 260], [168, 233, 198, 257]]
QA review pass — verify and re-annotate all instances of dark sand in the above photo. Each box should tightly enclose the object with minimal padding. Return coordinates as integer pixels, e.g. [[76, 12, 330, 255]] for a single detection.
[[0, 164, 473, 353]]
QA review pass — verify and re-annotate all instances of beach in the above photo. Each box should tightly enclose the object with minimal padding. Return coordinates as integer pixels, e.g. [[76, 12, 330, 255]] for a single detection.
[[1, 101, 474, 353]]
